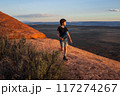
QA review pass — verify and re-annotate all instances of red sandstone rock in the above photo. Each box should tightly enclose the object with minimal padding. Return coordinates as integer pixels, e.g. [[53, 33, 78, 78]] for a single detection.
[[0, 11, 46, 39]]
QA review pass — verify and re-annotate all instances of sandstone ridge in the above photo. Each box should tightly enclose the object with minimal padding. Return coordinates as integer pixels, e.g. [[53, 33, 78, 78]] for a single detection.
[[0, 11, 46, 39]]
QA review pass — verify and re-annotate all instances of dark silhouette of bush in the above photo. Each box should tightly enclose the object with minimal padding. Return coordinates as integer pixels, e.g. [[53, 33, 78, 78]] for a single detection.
[[0, 34, 64, 80]]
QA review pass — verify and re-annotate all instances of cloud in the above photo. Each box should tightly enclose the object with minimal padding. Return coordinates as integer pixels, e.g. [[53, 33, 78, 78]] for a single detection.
[[109, 9, 120, 12], [14, 13, 58, 18]]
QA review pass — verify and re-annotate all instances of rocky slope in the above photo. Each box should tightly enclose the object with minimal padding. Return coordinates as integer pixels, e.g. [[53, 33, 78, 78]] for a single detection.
[[0, 11, 46, 39], [23, 38, 120, 80]]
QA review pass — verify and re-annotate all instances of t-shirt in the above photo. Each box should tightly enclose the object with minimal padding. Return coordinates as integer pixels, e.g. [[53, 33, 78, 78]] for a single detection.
[[57, 26, 68, 38]]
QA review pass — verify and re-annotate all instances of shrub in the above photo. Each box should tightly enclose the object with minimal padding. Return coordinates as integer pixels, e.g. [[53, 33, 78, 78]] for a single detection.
[[0, 34, 64, 80]]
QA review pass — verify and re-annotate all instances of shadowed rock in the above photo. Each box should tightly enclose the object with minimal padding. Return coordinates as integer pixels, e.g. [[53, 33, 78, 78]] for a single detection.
[[22, 38, 120, 80]]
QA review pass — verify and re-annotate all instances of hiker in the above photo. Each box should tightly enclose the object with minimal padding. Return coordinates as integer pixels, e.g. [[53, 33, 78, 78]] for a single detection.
[[57, 18, 73, 61]]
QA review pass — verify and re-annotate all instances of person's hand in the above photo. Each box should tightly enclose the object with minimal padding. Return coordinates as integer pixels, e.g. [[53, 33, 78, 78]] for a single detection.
[[70, 40, 73, 44], [59, 37, 63, 40]]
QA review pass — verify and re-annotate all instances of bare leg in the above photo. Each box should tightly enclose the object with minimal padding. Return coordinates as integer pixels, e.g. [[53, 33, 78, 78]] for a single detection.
[[64, 46, 67, 57], [61, 47, 64, 51]]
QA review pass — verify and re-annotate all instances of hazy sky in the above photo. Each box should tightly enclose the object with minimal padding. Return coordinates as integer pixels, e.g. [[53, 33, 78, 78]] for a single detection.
[[0, 0, 120, 22]]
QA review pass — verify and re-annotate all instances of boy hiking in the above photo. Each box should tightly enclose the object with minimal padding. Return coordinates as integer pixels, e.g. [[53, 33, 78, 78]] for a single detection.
[[57, 19, 73, 61]]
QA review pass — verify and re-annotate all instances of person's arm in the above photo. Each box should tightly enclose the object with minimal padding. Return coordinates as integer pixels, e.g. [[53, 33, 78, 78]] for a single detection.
[[57, 31, 60, 38], [67, 31, 73, 44]]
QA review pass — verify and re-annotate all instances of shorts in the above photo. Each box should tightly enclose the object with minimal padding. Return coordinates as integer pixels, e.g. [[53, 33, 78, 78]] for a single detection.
[[60, 38, 68, 48]]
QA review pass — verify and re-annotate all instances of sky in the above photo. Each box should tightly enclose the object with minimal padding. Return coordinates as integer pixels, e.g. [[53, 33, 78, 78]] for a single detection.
[[0, 0, 120, 22]]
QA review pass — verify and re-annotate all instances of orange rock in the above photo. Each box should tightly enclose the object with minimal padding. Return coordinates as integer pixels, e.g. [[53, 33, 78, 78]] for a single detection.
[[0, 11, 46, 39]]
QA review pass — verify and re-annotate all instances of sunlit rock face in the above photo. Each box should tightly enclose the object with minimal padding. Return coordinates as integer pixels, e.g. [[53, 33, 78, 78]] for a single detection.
[[0, 11, 46, 39]]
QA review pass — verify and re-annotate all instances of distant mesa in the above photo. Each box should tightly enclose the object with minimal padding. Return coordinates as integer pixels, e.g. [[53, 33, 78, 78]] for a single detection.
[[0, 11, 46, 39]]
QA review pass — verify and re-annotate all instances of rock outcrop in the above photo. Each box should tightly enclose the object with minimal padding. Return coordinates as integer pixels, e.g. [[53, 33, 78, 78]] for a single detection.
[[0, 11, 46, 39], [22, 38, 120, 80]]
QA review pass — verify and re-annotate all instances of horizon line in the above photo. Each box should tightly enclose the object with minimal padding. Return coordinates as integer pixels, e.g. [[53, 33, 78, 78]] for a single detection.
[[22, 21, 120, 23]]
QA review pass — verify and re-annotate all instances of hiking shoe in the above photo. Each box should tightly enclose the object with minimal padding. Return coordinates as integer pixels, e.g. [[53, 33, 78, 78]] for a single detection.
[[63, 56, 68, 61]]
